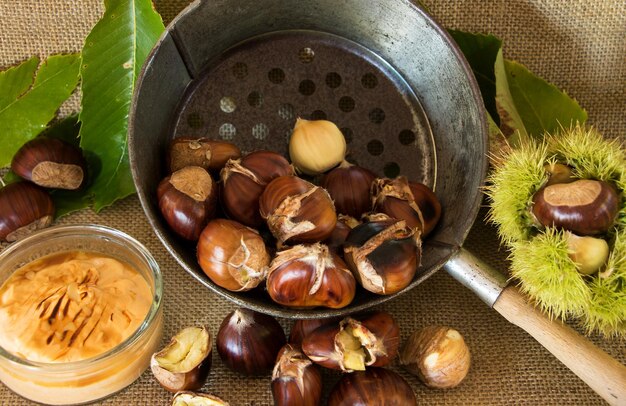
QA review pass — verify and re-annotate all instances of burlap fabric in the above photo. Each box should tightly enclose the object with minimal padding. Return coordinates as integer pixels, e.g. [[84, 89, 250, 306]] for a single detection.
[[0, 1, 624, 404]]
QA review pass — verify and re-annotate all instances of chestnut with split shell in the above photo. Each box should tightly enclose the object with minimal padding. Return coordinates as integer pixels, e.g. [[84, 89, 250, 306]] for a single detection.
[[172, 392, 230, 405], [321, 161, 376, 218], [157, 166, 217, 241], [324, 214, 360, 255], [343, 219, 420, 295], [271, 344, 322, 406], [216, 308, 286, 376], [266, 243, 356, 309], [167, 137, 241, 173], [301, 310, 400, 372], [220, 150, 294, 227], [531, 179, 619, 236], [151, 326, 212, 393], [197, 219, 270, 291], [260, 175, 337, 244], [0, 182, 54, 242], [327, 367, 417, 406], [11, 136, 87, 190], [289, 318, 341, 346]]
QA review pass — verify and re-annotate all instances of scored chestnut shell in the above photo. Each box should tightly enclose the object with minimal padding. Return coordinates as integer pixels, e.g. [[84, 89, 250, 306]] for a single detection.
[[289, 318, 341, 346], [150, 326, 212, 393], [172, 392, 230, 406], [216, 308, 286, 376], [372, 176, 442, 237], [11, 136, 87, 190], [0, 182, 54, 242], [343, 219, 420, 295], [197, 219, 270, 291], [221, 150, 294, 227], [324, 214, 360, 255], [157, 166, 217, 241], [327, 367, 417, 406], [266, 243, 356, 309], [167, 137, 241, 173], [301, 310, 400, 372], [531, 179, 619, 235], [259, 176, 337, 244], [271, 344, 322, 406], [321, 161, 376, 218]]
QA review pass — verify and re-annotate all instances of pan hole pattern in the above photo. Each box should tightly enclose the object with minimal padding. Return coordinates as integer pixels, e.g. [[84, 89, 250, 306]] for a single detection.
[[278, 104, 295, 120], [325, 72, 342, 88], [299, 80, 316, 96], [361, 73, 378, 89], [367, 139, 384, 156], [247, 91, 263, 108], [298, 47, 315, 63], [220, 97, 236, 113], [384, 162, 400, 178], [232, 62, 248, 79], [310, 110, 327, 120], [268, 68, 285, 84], [338, 96, 355, 112], [341, 127, 353, 144], [399, 129, 416, 145], [219, 123, 236, 140], [369, 108, 385, 124], [187, 112, 203, 129], [252, 123, 269, 140]]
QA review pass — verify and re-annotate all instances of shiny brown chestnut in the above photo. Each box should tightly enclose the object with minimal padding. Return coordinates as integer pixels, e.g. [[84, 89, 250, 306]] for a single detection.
[[216, 308, 286, 376], [260, 176, 337, 244], [372, 176, 442, 237], [11, 136, 87, 190], [301, 310, 400, 372], [531, 179, 619, 235], [324, 214, 360, 255], [267, 243, 356, 309], [0, 182, 54, 242], [172, 392, 230, 406], [327, 367, 417, 406], [151, 326, 212, 393], [271, 344, 322, 406], [289, 318, 341, 346], [321, 160, 376, 218], [221, 150, 294, 227], [197, 219, 270, 291], [343, 219, 420, 295], [157, 166, 217, 241], [167, 137, 241, 173]]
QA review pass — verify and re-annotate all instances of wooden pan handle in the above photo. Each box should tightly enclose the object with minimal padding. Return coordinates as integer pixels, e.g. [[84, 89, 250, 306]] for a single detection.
[[493, 286, 626, 405]]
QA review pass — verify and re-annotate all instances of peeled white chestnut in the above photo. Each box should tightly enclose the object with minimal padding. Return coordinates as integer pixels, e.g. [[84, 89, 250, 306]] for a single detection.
[[259, 175, 337, 244], [197, 219, 270, 291], [321, 161, 376, 218], [151, 326, 212, 393], [565, 232, 609, 275], [172, 391, 230, 406], [271, 344, 322, 406], [11, 136, 87, 190], [399, 326, 471, 389], [0, 182, 54, 242], [167, 137, 241, 173], [158, 166, 218, 241], [288, 118, 346, 175]]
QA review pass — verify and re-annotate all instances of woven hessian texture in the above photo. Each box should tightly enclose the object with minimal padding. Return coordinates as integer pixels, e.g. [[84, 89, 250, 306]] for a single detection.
[[1, 1, 624, 405]]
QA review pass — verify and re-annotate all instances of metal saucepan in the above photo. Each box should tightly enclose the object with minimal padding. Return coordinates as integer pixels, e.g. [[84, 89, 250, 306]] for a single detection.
[[128, 1, 625, 403]]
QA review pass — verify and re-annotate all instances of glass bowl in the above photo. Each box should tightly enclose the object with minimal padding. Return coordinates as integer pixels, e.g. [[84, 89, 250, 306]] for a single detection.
[[0, 225, 163, 405]]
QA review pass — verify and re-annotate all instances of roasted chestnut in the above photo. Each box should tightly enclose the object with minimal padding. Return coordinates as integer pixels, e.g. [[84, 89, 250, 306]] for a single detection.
[[531, 179, 619, 235], [301, 310, 400, 372], [197, 219, 270, 291], [167, 137, 241, 173], [321, 161, 376, 218], [11, 136, 87, 190], [266, 243, 356, 308], [221, 150, 293, 227], [0, 182, 54, 242], [324, 214, 360, 255], [157, 166, 217, 240], [216, 308, 286, 375], [343, 219, 420, 295], [172, 392, 230, 405], [259, 176, 337, 244], [271, 344, 322, 406], [289, 318, 341, 346], [372, 176, 442, 237], [151, 326, 212, 393], [327, 367, 417, 406]]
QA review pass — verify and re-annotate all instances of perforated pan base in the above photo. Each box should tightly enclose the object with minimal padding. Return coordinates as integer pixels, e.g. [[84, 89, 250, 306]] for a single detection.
[[174, 30, 436, 186]]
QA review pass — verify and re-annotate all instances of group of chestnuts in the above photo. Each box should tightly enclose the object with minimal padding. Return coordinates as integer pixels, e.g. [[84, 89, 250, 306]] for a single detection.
[[157, 118, 442, 308], [0, 137, 88, 242], [150, 308, 471, 405]]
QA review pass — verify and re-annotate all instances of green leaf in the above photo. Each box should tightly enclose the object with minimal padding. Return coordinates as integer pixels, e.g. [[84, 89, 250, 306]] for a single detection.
[[79, 0, 165, 212], [0, 54, 81, 167], [41, 114, 80, 146], [495, 48, 529, 144], [448, 30, 502, 125]]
